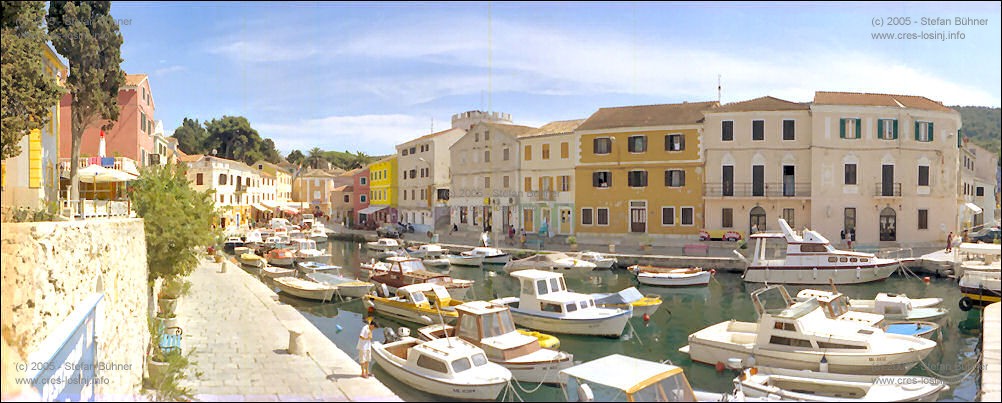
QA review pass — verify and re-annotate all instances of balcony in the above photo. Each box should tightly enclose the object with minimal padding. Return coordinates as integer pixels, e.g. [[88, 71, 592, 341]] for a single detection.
[[874, 182, 902, 197], [59, 157, 140, 177], [525, 190, 559, 201], [705, 182, 811, 198]]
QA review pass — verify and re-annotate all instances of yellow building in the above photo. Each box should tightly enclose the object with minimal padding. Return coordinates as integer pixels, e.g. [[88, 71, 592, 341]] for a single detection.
[[363, 156, 398, 224], [2, 43, 66, 212], [574, 102, 717, 239]]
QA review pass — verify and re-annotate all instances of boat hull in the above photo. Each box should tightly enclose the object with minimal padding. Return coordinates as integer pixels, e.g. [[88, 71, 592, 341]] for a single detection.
[[333, 283, 373, 299], [738, 368, 947, 402], [482, 254, 512, 265], [743, 263, 898, 285], [500, 352, 574, 384], [259, 267, 296, 279], [371, 343, 507, 401], [238, 256, 266, 269], [448, 255, 484, 267], [637, 271, 711, 287], [267, 257, 295, 267], [505, 307, 630, 337], [365, 297, 458, 326], [274, 280, 336, 302]]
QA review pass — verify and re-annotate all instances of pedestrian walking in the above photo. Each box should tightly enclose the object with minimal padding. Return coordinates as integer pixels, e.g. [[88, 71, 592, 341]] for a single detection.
[[849, 228, 856, 250], [946, 232, 954, 253], [358, 317, 376, 378]]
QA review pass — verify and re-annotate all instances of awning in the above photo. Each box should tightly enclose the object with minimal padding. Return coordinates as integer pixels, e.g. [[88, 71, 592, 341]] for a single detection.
[[965, 202, 984, 214], [358, 205, 388, 215], [64, 164, 137, 183], [251, 203, 269, 213], [281, 207, 299, 215], [261, 200, 279, 210]]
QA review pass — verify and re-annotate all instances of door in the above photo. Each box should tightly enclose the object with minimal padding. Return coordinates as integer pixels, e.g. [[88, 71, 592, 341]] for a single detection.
[[879, 207, 896, 241], [523, 208, 534, 232], [630, 201, 647, 233], [783, 165, 795, 196], [722, 165, 734, 196], [749, 206, 767, 234], [752, 165, 764, 196], [559, 208, 571, 234], [881, 165, 894, 196]]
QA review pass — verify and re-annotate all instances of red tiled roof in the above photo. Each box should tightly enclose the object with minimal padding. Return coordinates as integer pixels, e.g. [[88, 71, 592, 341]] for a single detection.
[[711, 96, 810, 112], [814, 91, 955, 113], [576, 101, 719, 131]]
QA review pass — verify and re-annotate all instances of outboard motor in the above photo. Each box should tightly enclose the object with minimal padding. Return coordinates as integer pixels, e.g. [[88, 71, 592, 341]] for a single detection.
[[383, 327, 399, 343]]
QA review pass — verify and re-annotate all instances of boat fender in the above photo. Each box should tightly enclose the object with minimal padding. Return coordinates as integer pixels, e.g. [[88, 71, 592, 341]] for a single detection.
[[380, 283, 389, 298], [958, 297, 973, 312], [715, 361, 725, 372], [642, 313, 650, 323], [813, 267, 818, 280], [819, 354, 829, 373], [577, 384, 594, 402], [856, 266, 861, 280]]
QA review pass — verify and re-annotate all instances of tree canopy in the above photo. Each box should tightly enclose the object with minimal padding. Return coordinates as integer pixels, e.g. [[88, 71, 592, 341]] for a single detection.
[[168, 115, 283, 165], [171, 117, 207, 155], [1, 1, 65, 160], [954, 106, 1001, 165]]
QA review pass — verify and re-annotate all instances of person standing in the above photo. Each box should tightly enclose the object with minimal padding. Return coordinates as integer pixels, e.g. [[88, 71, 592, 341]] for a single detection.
[[946, 232, 954, 253], [358, 317, 376, 378], [849, 228, 856, 250]]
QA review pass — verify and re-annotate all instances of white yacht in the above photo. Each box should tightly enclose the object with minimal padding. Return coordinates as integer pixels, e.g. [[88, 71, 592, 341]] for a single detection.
[[490, 270, 631, 337], [289, 238, 329, 262], [307, 222, 329, 243], [503, 252, 597, 275], [737, 219, 905, 284], [372, 337, 512, 401], [573, 251, 617, 270], [796, 289, 948, 322], [366, 238, 401, 252], [680, 285, 937, 375], [735, 366, 949, 402], [462, 247, 511, 265], [560, 354, 727, 402], [406, 244, 451, 267]]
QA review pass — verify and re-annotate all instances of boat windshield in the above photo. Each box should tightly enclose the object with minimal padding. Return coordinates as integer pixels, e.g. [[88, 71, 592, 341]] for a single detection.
[[630, 374, 696, 402], [452, 357, 472, 373], [483, 311, 516, 338], [398, 260, 425, 273], [410, 292, 428, 305], [775, 299, 819, 319], [471, 352, 489, 367]]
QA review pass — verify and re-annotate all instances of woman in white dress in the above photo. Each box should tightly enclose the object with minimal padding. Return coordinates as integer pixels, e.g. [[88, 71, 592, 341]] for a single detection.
[[358, 317, 376, 378]]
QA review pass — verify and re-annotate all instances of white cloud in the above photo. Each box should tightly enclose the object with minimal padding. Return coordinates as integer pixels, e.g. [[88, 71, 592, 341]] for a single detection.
[[154, 65, 187, 76], [257, 114, 432, 155]]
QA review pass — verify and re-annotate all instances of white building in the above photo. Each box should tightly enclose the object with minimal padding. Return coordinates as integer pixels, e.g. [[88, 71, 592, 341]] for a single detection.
[[518, 119, 585, 236], [183, 154, 264, 228]]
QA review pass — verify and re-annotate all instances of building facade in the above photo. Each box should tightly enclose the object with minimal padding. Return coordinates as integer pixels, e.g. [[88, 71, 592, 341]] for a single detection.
[[365, 156, 398, 225], [450, 121, 536, 236], [252, 160, 293, 205], [292, 168, 348, 218], [329, 185, 354, 227], [967, 142, 999, 227], [59, 74, 158, 167], [809, 92, 963, 246], [575, 102, 716, 241], [2, 44, 67, 211], [183, 154, 263, 228], [518, 120, 584, 236], [703, 97, 813, 238], [351, 167, 370, 227], [396, 127, 466, 233]]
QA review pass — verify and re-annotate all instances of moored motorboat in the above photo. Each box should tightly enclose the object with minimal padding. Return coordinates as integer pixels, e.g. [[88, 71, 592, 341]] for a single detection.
[[560, 354, 722, 402], [958, 270, 1001, 311], [796, 289, 948, 322], [364, 283, 464, 325], [237, 252, 266, 268], [591, 287, 662, 318], [447, 253, 484, 267], [372, 337, 512, 401], [308, 222, 328, 243], [366, 238, 401, 252], [462, 247, 511, 265], [306, 272, 372, 299], [574, 251, 617, 270], [265, 248, 296, 267], [244, 229, 263, 247], [259, 265, 296, 279], [630, 265, 711, 287], [273, 276, 337, 301], [735, 366, 949, 402], [223, 236, 245, 253], [296, 261, 341, 275], [289, 238, 329, 262], [503, 253, 597, 275], [370, 256, 474, 299], [490, 270, 631, 337], [883, 321, 941, 340]]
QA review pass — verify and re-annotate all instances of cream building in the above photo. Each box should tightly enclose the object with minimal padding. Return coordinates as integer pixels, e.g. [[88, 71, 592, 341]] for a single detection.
[[965, 142, 998, 228], [450, 121, 536, 234], [183, 154, 264, 227], [703, 96, 813, 237], [518, 120, 585, 236], [396, 127, 466, 233], [809, 92, 963, 246], [252, 160, 293, 205]]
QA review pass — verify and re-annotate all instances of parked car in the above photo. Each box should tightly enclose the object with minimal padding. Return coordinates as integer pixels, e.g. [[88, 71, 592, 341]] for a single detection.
[[969, 227, 1001, 243], [698, 229, 743, 242], [376, 223, 401, 238]]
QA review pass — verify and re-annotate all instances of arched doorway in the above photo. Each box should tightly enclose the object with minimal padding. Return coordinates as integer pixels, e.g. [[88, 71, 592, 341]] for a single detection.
[[879, 207, 896, 241], [750, 206, 767, 234]]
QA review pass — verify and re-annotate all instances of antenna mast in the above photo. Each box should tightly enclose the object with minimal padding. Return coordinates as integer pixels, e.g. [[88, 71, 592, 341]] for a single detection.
[[717, 74, 722, 103]]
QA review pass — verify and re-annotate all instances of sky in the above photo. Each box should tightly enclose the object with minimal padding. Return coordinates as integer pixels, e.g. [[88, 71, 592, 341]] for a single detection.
[[110, 1, 1002, 156]]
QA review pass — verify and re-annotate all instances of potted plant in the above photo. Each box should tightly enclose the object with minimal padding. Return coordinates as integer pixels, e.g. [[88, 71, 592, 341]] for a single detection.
[[157, 277, 190, 317], [566, 236, 578, 252], [146, 316, 197, 400]]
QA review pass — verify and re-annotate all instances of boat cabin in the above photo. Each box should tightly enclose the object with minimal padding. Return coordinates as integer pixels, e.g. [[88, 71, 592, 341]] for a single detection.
[[383, 337, 492, 379], [560, 354, 696, 402], [465, 247, 506, 257], [748, 219, 879, 268], [290, 238, 319, 251], [374, 238, 401, 247], [509, 270, 598, 315], [750, 285, 878, 351]]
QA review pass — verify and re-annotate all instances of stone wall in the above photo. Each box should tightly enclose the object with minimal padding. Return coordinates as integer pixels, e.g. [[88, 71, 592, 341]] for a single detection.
[[1, 218, 149, 400]]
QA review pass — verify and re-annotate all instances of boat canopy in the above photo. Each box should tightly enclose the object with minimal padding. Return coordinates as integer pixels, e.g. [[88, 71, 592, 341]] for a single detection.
[[561, 354, 684, 394], [592, 287, 644, 305]]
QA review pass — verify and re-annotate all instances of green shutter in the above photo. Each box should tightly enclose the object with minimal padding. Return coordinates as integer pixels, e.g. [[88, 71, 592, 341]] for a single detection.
[[893, 119, 898, 139], [855, 119, 861, 139], [928, 122, 934, 141], [877, 119, 883, 139], [914, 122, 920, 141], [957, 130, 962, 147], [839, 119, 846, 138]]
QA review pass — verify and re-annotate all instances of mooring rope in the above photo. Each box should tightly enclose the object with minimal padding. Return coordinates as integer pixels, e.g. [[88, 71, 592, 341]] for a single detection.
[[916, 352, 983, 384]]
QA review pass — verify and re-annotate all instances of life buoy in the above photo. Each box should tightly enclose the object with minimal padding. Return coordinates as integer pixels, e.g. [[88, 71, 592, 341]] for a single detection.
[[958, 296, 974, 312], [426, 230, 433, 238]]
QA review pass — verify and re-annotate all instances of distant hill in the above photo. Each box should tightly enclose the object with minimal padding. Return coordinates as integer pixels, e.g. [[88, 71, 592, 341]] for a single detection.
[[953, 106, 1001, 164]]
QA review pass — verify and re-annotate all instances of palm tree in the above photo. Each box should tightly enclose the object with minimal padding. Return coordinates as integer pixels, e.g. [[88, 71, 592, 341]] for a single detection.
[[307, 147, 324, 169]]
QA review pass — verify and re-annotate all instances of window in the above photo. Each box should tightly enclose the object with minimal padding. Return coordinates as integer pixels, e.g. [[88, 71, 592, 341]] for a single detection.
[[628, 135, 647, 152], [484, 130, 490, 141], [503, 148, 510, 161], [918, 209, 928, 230], [680, 207, 694, 226], [344, 195, 350, 203], [484, 150, 490, 162], [560, 142, 569, 159], [783, 208, 795, 228], [915, 121, 933, 142], [722, 121, 734, 141], [593, 137, 612, 154], [662, 207, 675, 225], [628, 170, 648, 187], [460, 206, 468, 223], [840, 118, 861, 139], [524, 145, 532, 160], [409, 169, 416, 179], [581, 208, 593, 225], [878, 119, 898, 140], [536, 280, 548, 295], [141, 112, 147, 132], [752, 120, 764, 141], [420, 189, 425, 200], [722, 208, 733, 228], [592, 171, 611, 188], [770, 336, 814, 348], [503, 175, 510, 188], [196, 173, 203, 185], [219, 174, 227, 185], [565, 303, 577, 312], [665, 134, 685, 151], [524, 177, 532, 192], [597, 208, 609, 225], [844, 164, 857, 185], [977, 186, 985, 197], [402, 149, 408, 156], [665, 170, 686, 187], [918, 165, 929, 186], [416, 355, 448, 373], [559, 175, 571, 191], [484, 176, 490, 189], [782, 119, 795, 140]]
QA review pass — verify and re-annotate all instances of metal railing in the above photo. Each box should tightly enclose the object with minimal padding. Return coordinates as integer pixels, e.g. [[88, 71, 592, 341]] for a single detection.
[[874, 182, 902, 197], [524, 190, 560, 201], [59, 157, 140, 176], [25, 293, 104, 401], [705, 182, 811, 197]]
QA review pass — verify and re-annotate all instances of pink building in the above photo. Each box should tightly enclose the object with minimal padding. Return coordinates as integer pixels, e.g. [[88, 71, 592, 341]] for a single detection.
[[60, 74, 158, 166], [351, 167, 370, 227]]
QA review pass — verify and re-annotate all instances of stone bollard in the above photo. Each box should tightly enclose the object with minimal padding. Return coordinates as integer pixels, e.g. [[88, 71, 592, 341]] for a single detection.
[[288, 329, 306, 355], [220, 261, 227, 273], [609, 244, 616, 253]]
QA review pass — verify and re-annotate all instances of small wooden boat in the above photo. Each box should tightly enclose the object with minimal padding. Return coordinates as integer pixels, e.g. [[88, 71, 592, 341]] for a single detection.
[[630, 265, 711, 287], [363, 283, 465, 325], [503, 253, 597, 275], [372, 337, 512, 401], [366, 238, 401, 251], [296, 261, 341, 275], [592, 287, 662, 318], [560, 354, 714, 402], [306, 272, 372, 299], [370, 257, 474, 299], [273, 277, 337, 301], [234, 246, 252, 256], [259, 265, 295, 279], [736, 366, 949, 402], [462, 247, 511, 265], [574, 251, 617, 269], [237, 252, 266, 268], [796, 289, 948, 322], [883, 321, 941, 340], [447, 254, 484, 267], [265, 248, 295, 267]]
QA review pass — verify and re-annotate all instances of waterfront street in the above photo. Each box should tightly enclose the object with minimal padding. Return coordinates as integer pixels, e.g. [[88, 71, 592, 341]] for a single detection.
[[177, 258, 401, 402]]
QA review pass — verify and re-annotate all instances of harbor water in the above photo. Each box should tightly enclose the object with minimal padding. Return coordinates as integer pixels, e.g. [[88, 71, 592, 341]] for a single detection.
[[249, 240, 982, 402]]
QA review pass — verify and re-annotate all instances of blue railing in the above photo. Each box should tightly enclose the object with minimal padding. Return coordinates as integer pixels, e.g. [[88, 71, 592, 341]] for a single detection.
[[25, 293, 104, 402]]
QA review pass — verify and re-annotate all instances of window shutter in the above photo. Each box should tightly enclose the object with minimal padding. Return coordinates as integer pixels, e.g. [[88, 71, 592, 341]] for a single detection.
[[915, 122, 920, 141], [592, 172, 599, 187], [593, 138, 600, 154], [877, 119, 883, 138], [839, 119, 846, 138], [680, 170, 686, 186], [928, 122, 934, 141], [679, 135, 686, 151], [855, 119, 861, 139], [893, 119, 898, 139]]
